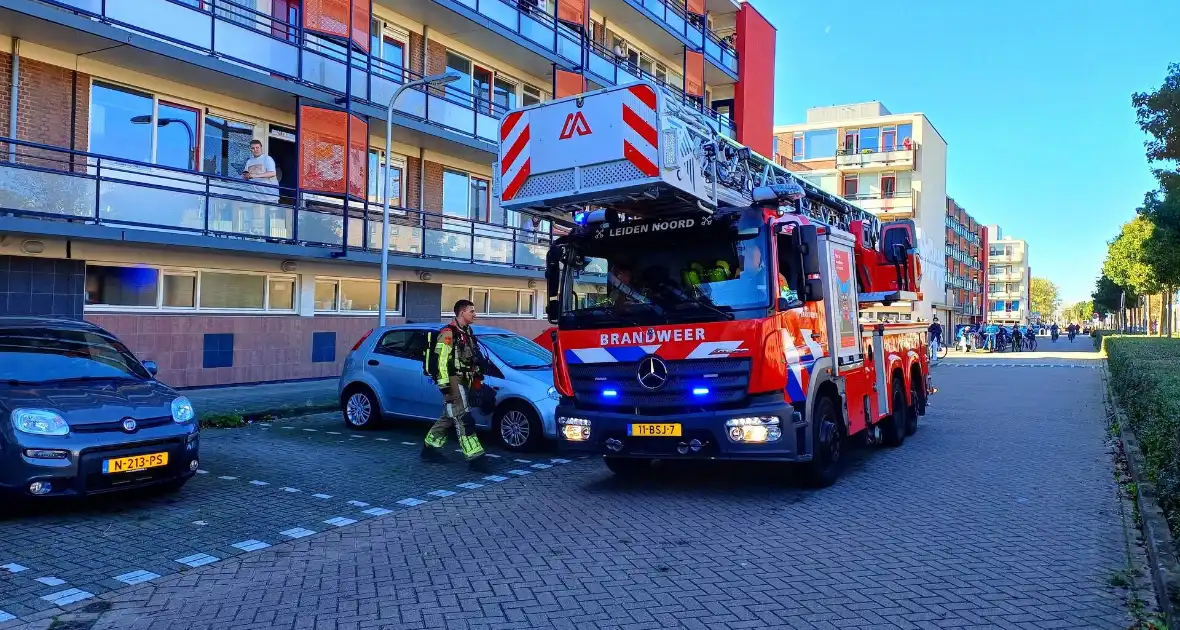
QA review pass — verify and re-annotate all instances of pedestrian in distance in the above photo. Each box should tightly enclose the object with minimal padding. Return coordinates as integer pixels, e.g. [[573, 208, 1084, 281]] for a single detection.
[[422, 299, 493, 472]]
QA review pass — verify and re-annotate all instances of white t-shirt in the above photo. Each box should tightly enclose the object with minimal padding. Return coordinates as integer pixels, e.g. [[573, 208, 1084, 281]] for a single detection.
[[244, 155, 278, 186]]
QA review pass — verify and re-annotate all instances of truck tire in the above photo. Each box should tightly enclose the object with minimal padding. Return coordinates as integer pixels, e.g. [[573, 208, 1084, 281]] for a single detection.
[[881, 376, 907, 447], [906, 375, 922, 436], [799, 395, 844, 488], [604, 456, 653, 477]]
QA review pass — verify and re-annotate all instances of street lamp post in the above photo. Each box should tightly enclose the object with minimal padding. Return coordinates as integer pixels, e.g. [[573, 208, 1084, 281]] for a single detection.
[[379, 72, 461, 326], [130, 115, 196, 168]]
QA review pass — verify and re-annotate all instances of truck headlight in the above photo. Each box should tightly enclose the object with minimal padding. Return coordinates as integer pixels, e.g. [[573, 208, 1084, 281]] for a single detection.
[[171, 397, 195, 423], [725, 416, 781, 443], [12, 409, 70, 436], [558, 416, 591, 441]]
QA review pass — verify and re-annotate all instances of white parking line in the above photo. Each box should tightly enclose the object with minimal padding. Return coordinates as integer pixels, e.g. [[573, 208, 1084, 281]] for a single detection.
[[113, 570, 159, 585], [324, 517, 358, 527], [400, 441, 416, 446], [530, 463, 552, 469], [34, 577, 65, 586], [396, 498, 426, 507], [514, 459, 532, 463], [303, 428, 317, 432], [551, 458, 571, 464], [232, 540, 270, 552], [485, 453, 502, 458], [326, 431, 341, 435], [279, 528, 316, 539], [361, 508, 393, 516], [0, 563, 28, 574], [376, 438, 390, 441], [506, 469, 531, 476], [280, 487, 300, 493], [176, 553, 218, 568], [312, 493, 333, 499], [281, 426, 295, 429], [0, 610, 15, 623], [457, 482, 484, 490], [40, 588, 92, 606], [483, 475, 508, 482], [350, 435, 365, 439], [218, 476, 238, 480], [195, 470, 209, 474], [347, 500, 369, 507], [249, 480, 269, 486], [428, 490, 456, 498]]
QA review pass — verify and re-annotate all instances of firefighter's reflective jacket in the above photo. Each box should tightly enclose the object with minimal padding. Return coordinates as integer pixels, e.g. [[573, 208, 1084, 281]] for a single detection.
[[433, 324, 481, 389]]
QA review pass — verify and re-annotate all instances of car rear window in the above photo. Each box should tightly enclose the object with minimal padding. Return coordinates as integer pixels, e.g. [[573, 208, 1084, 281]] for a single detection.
[[0, 327, 150, 383]]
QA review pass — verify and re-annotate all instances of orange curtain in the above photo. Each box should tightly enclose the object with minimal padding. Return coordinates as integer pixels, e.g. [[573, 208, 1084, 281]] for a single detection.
[[686, 0, 704, 16], [299, 105, 348, 195], [557, 0, 586, 27], [303, 0, 349, 39], [348, 114, 368, 199], [555, 70, 585, 98], [351, 0, 370, 53], [684, 50, 704, 97]]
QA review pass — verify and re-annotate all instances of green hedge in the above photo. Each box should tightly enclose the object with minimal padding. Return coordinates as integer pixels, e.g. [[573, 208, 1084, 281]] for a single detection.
[[1106, 336, 1180, 538]]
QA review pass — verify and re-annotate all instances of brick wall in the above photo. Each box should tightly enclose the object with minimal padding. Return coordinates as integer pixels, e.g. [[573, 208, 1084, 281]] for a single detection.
[[425, 40, 448, 96], [404, 155, 421, 210], [87, 313, 551, 388], [408, 32, 425, 75], [0, 52, 90, 157]]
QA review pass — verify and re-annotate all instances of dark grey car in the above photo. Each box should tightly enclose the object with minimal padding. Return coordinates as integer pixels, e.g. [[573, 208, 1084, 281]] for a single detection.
[[0, 317, 199, 498]]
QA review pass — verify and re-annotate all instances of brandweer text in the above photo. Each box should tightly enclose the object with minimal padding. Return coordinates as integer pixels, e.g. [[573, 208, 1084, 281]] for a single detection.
[[600, 327, 706, 346]]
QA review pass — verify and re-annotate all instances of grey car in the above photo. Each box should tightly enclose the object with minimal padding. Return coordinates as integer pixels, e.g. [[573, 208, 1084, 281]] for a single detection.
[[0, 317, 199, 498], [337, 324, 557, 451]]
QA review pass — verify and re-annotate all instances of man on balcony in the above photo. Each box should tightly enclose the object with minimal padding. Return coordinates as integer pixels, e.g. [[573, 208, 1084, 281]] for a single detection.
[[241, 139, 280, 235]]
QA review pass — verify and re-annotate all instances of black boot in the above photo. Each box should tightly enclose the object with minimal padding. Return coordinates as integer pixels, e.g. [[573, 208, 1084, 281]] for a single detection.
[[468, 454, 493, 473], [420, 445, 448, 463]]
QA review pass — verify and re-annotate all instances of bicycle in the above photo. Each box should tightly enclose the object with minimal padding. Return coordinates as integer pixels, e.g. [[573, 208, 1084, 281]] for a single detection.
[[929, 338, 948, 362], [1025, 335, 1037, 351]]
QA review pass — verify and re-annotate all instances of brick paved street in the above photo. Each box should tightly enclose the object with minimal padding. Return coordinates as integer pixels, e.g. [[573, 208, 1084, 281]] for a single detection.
[[0, 339, 1142, 629]]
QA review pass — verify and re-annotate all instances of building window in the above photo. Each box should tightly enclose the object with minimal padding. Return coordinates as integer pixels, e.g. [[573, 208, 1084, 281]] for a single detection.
[[522, 84, 544, 107], [199, 272, 266, 309], [163, 273, 196, 308], [443, 169, 494, 223], [494, 77, 518, 111], [791, 133, 803, 159], [85, 265, 158, 307], [203, 115, 255, 178], [859, 127, 880, 152], [882, 126, 896, 151], [881, 174, 896, 199], [802, 129, 837, 159], [315, 279, 400, 313], [90, 81, 202, 170], [84, 264, 294, 312], [842, 130, 858, 154], [442, 286, 536, 316], [842, 175, 858, 198], [367, 149, 403, 207]]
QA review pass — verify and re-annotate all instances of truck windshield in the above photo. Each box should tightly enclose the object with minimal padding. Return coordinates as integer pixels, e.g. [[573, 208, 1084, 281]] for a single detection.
[[562, 215, 771, 327]]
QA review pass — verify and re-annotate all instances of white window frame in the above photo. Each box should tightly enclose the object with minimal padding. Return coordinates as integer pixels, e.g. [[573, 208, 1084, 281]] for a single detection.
[[83, 263, 298, 314], [89, 79, 208, 170], [313, 277, 403, 315], [441, 285, 539, 318]]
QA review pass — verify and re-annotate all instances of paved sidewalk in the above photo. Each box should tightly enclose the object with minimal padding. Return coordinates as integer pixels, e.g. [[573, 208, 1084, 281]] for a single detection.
[[183, 378, 338, 420]]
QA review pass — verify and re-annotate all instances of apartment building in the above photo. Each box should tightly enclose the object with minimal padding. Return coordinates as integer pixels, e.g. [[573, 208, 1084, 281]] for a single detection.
[[772, 102, 949, 322], [944, 197, 986, 337], [0, 0, 776, 387], [986, 225, 1030, 326]]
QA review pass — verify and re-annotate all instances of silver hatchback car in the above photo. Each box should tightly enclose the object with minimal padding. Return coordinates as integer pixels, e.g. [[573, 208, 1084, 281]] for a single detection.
[[338, 324, 558, 451]]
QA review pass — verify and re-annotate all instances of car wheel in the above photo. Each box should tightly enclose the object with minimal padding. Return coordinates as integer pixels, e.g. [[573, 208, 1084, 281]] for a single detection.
[[603, 456, 653, 477], [495, 403, 542, 452], [342, 386, 380, 430]]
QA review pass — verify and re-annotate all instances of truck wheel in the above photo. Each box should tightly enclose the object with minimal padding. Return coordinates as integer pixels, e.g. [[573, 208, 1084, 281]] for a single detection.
[[799, 396, 844, 488], [603, 457, 653, 477], [906, 375, 922, 436], [882, 377, 907, 447]]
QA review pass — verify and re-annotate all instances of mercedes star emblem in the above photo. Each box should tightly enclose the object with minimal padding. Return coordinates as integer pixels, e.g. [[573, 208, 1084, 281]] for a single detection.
[[122, 418, 138, 432], [637, 355, 669, 391]]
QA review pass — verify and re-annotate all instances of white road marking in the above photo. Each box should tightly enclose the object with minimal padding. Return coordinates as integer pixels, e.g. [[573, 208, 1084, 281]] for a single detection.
[[326, 431, 341, 435], [218, 476, 237, 480], [401, 441, 416, 446], [176, 553, 218, 568], [457, 482, 483, 490], [281, 426, 295, 429], [34, 577, 65, 586], [361, 508, 393, 516], [396, 498, 426, 507], [376, 438, 390, 441], [530, 463, 552, 469], [428, 490, 456, 497], [551, 458, 571, 464], [350, 434, 364, 439], [347, 500, 369, 507], [279, 528, 316, 539], [324, 517, 358, 527], [0, 563, 28, 574], [40, 588, 92, 606], [249, 480, 269, 486], [507, 469, 531, 476], [0, 611, 15, 623], [303, 428, 317, 432], [485, 453, 502, 459], [113, 570, 159, 585], [192, 521, 208, 526], [281, 487, 300, 493], [232, 540, 270, 552], [312, 493, 333, 499], [514, 459, 532, 463], [483, 475, 508, 482], [195, 469, 209, 474]]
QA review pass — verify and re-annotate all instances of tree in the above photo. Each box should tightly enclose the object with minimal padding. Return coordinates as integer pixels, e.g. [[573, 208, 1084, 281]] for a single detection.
[[1133, 63, 1180, 172], [1093, 273, 1125, 314], [1139, 187, 1180, 335], [1029, 277, 1060, 320]]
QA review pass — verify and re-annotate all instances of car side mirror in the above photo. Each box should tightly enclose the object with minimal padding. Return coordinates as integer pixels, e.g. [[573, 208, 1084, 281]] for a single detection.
[[142, 360, 158, 377]]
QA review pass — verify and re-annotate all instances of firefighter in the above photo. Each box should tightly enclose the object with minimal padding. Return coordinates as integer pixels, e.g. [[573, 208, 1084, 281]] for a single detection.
[[422, 299, 492, 472]]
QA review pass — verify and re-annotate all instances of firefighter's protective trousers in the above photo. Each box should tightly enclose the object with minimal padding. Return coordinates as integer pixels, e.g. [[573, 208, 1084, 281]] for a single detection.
[[424, 325, 485, 460]]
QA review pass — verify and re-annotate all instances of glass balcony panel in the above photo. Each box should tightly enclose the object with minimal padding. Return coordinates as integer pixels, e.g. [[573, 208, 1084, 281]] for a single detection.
[[98, 172, 205, 231], [106, 0, 212, 50], [476, 112, 499, 142], [704, 38, 721, 63], [59, 0, 101, 12], [0, 163, 95, 218], [302, 49, 347, 93], [588, 49, 616, 83], [367, 218, 424, 255], [425, 222, 474, 260], [297, 208, 344, 246], [557, 28, 581, 64], [213, 21, 299, 78], [207, 198, 294, 239], [428, 95, 476, 135], [479, 0, 518, 30], [520, 14, 555, 48]]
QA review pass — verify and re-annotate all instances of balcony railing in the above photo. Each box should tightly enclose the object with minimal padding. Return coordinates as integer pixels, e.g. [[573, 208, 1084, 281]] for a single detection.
[[623, 0, 738, 75], [44, 0, 522, 146], [584, 39, 735, 138], [0, 137, 551, 269], [844, 191, 912, 202], [444, 0, 583, 65], [835, 145, 915, 170]]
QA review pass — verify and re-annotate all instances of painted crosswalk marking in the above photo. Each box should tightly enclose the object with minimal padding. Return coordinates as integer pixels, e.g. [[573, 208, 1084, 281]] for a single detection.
[[324, 517, 358, 527], [35, 577, 65, 586], [176, 553, 218, 568], [428, 490, 456, 497], [114, 570, 160, 585], [361, 507, 393, 516], [457, 482, 484, 490], [40, 588, 92, 606], [232, 540, 270, 552], [396, 498, 426, 507], [279, 528, 316, 539]]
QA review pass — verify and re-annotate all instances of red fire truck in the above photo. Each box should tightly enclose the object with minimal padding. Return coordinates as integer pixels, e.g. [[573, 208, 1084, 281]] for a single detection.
[[495, 81, 933, 486]]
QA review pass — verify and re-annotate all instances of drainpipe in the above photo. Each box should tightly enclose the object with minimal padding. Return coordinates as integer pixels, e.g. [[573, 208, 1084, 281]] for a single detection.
[[9, 38, 20, 162], [419, 146, 426, 213]]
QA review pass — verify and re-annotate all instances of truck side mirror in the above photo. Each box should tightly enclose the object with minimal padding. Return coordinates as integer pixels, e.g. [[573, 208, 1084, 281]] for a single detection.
[[799, 224, 821, 277], [804, 275, 825, 302], [545, 246, 562, 323], [545, 300, 560, 323]]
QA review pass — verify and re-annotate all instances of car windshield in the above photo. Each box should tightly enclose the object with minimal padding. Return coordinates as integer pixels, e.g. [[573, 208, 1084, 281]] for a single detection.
[[479, 334, 552, 369], [0, 327, 150, 383], [562, 213, 770, 326]]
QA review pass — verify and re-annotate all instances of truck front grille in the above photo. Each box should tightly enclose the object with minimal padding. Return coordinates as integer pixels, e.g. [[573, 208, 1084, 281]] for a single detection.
[[568, 358, 751, 414]]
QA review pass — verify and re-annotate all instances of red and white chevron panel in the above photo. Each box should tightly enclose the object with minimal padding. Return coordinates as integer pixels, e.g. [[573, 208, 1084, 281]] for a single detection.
[[621, 84, 659, 177], [499, 110, 531, 200]]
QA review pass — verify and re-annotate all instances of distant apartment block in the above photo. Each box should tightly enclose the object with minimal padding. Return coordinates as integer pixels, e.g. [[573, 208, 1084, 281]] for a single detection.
[[944, 197, 986, 333], [986, 225, 1030, 326]]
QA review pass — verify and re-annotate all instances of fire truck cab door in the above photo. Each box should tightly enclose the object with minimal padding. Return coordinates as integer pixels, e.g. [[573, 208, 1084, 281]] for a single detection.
[[819, 230, 864, 375]]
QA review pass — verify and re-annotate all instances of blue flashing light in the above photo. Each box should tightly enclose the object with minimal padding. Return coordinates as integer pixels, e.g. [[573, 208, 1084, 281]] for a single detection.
[[575, 211, 588, 225], [692, 387, 710, 396], [603, 389, 618, 397]]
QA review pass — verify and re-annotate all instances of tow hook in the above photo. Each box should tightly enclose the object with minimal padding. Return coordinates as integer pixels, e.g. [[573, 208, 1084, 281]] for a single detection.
[[926, 375, 937, 396]]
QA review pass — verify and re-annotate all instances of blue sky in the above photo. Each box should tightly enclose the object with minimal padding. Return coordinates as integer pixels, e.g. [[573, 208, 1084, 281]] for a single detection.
[[762, 0, 1180, 304]]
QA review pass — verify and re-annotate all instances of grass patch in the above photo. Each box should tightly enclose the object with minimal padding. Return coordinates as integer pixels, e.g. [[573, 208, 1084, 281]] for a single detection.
[[199, 412, 245, 429], [1106, 336, 1180, 550]]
